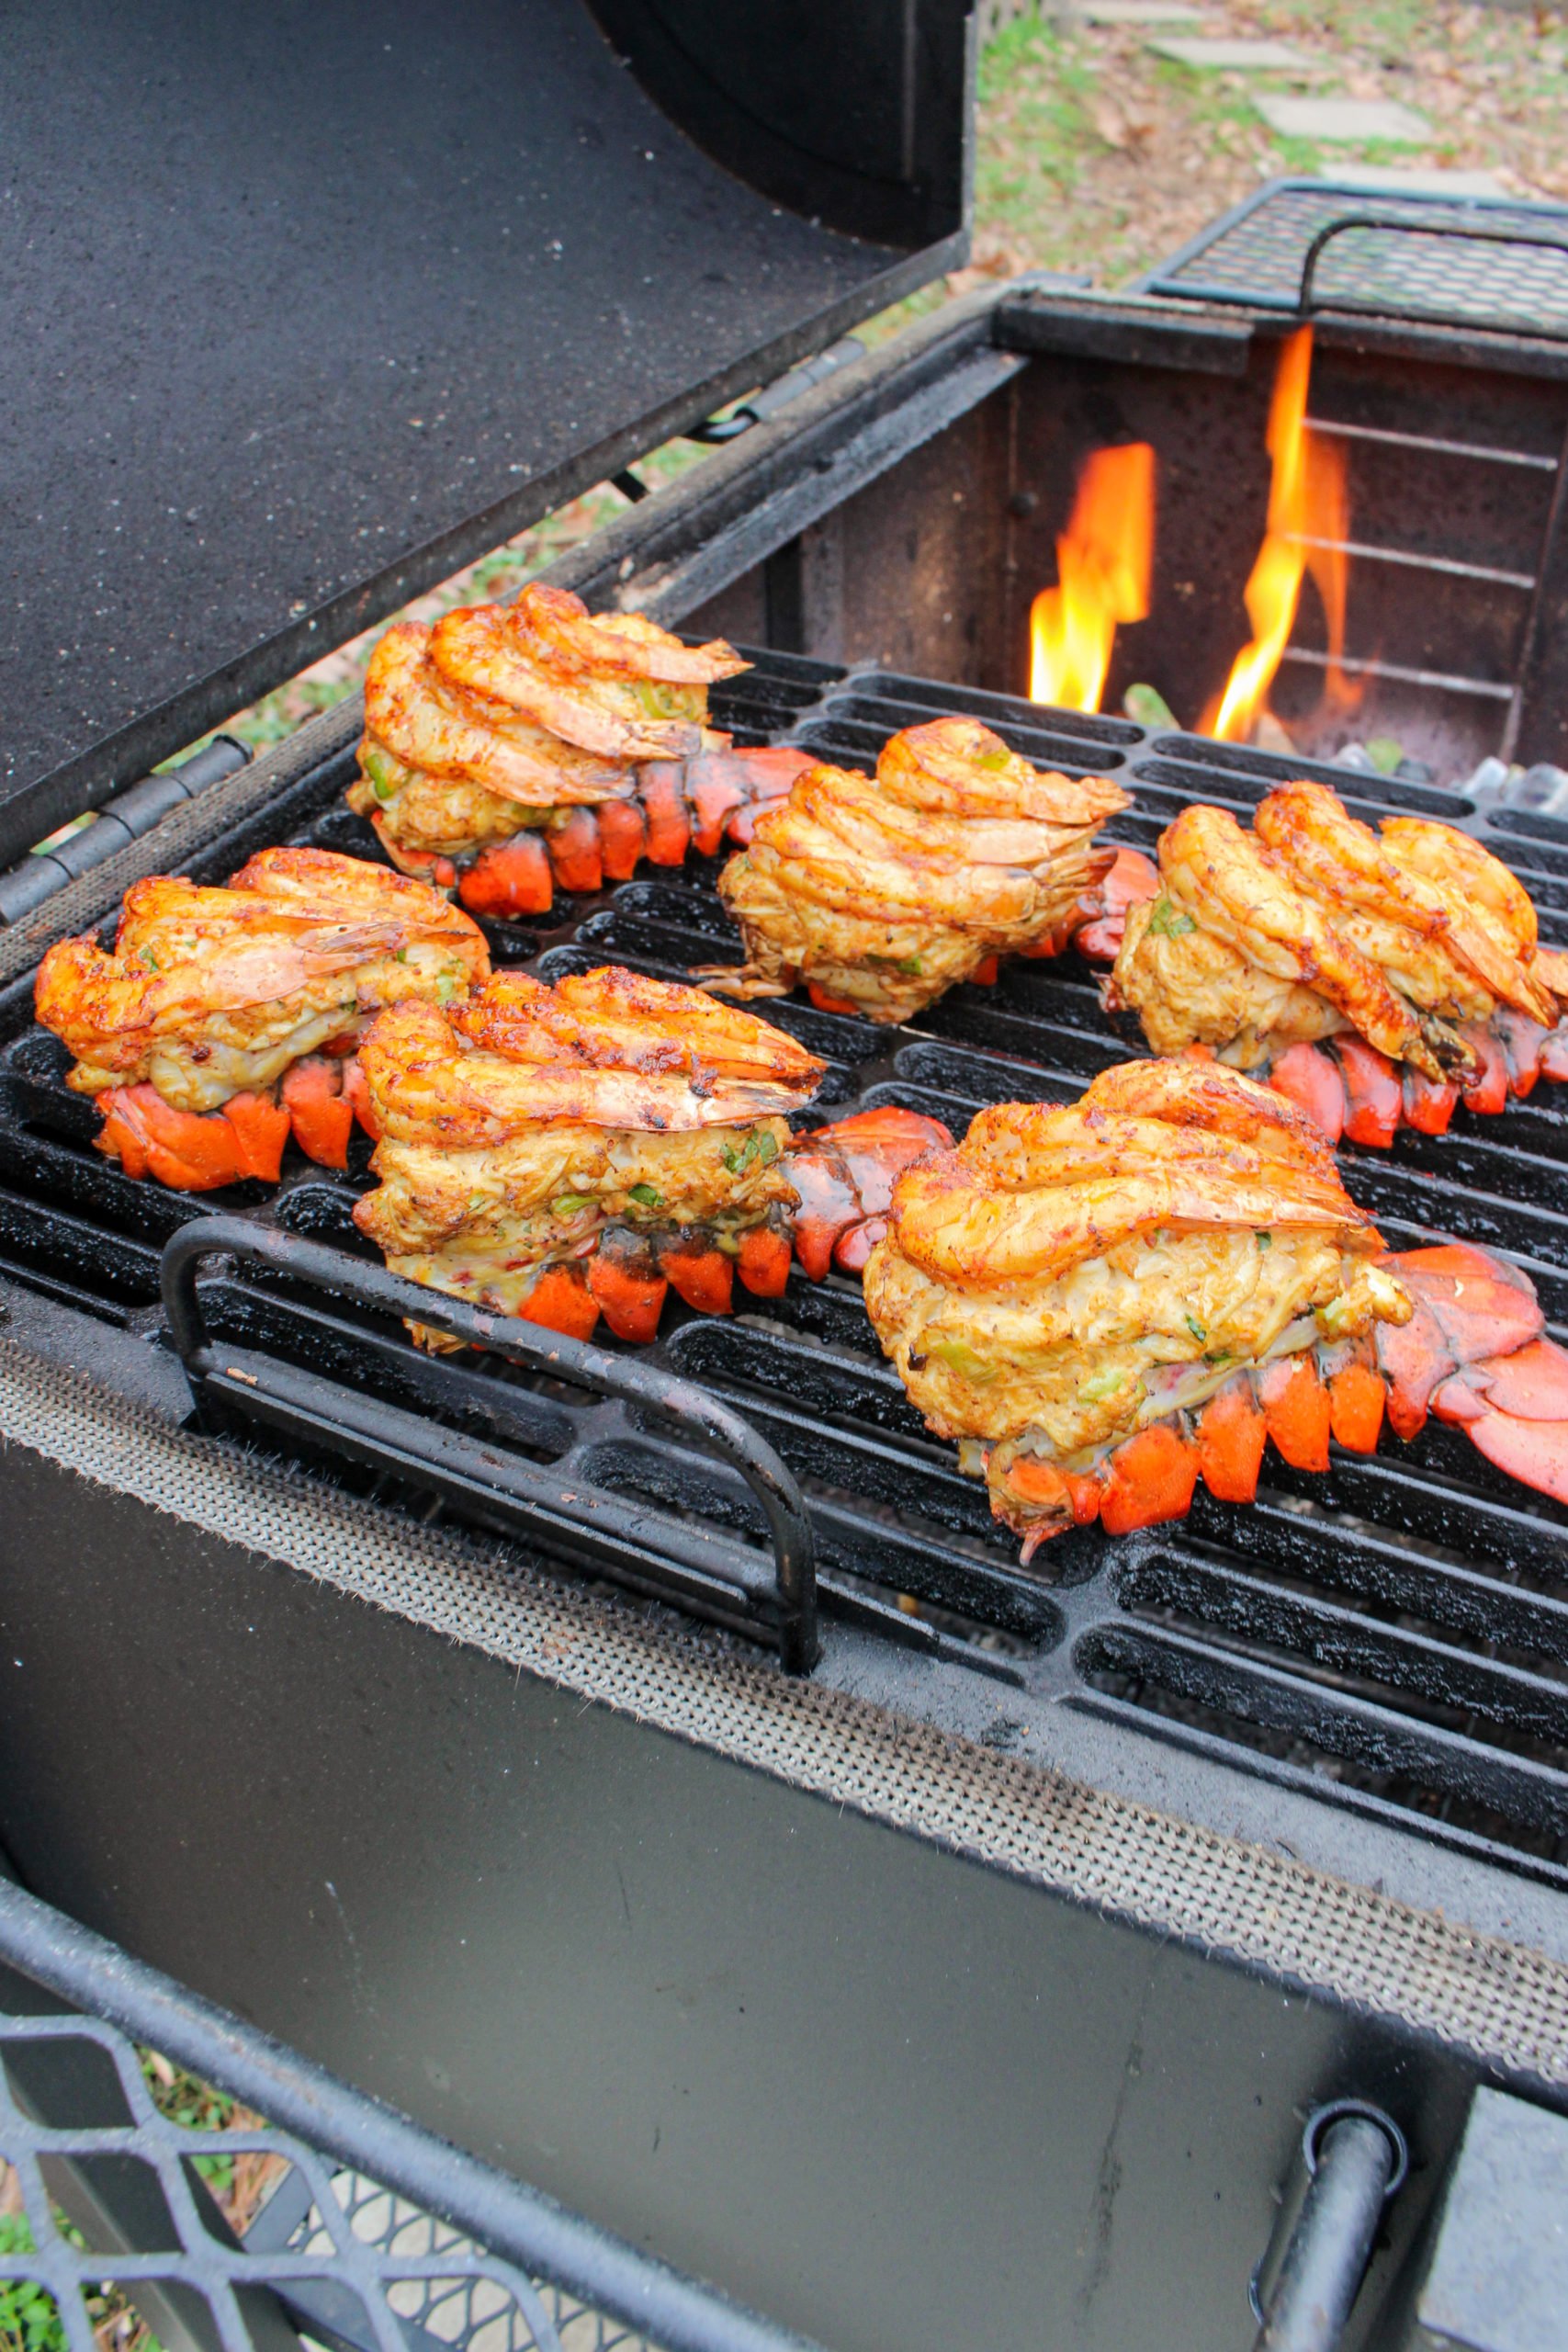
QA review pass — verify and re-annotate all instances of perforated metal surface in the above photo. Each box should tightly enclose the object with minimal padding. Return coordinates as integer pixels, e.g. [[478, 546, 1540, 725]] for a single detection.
[[6, 657, 1568, 1888], [254, 2166, 650, 2352], [1144, 178, 1568, 336]]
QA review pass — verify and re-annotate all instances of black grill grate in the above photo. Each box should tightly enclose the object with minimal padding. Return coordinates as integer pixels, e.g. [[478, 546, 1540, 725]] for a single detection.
[[1141, 178, 1568, 339], [9, 653, 1568, 1879]]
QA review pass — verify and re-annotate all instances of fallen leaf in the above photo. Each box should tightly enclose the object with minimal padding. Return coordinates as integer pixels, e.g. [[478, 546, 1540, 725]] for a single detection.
[[1091, 96, 1130, 150]]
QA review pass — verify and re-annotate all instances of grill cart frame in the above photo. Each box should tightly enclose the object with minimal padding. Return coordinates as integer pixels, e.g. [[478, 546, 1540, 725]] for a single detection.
[[0, 1876, 822, 2352]]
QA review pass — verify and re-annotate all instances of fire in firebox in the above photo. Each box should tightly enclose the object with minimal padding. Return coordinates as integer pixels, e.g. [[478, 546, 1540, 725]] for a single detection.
[[1204, 326, 1358, 745], [1027, 328, 1362, 752], [1026, 440, 1154, 713]]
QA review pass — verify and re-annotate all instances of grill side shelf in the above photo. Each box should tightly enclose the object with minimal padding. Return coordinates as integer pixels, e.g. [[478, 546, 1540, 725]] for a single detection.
[[1140, 176, 1568, 340], [161, 1218, 820, 1674]]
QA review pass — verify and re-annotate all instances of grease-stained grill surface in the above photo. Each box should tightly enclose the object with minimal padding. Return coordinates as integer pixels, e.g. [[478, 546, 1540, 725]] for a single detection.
[[8, 653, 1568, 1883]]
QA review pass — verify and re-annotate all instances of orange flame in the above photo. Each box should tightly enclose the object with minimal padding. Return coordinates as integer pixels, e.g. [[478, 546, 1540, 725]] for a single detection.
[[1205, 326, 1356, 741], [1029, 442, 1155, 712]]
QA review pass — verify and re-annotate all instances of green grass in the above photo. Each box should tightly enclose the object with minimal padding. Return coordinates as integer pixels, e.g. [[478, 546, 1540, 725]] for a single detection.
[[1263, 0, 1450, 51], [1145, 54, 1272, 147], [0, 2205, 160, 2352], [976, 16, 1104, 254], [0, 2218, 56, 2352]]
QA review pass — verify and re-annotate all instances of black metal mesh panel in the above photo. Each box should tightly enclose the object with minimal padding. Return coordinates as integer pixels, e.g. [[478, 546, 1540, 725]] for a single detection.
[[0, 2010, 652, 2352], [258, 2168, 648, 2352], [1143, 180, 1568, 335]]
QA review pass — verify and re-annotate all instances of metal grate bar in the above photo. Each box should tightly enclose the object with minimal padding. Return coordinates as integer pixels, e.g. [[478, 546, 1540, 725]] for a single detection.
[[1304, 416, 1559, 471], [1278, 648, 1517, 704], [1281, 534, 1535, 594]]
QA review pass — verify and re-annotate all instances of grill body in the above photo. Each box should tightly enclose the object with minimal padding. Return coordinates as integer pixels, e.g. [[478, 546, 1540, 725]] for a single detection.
[[8, 229, 1568, 2346], [0, 1338, 1479, 2352]]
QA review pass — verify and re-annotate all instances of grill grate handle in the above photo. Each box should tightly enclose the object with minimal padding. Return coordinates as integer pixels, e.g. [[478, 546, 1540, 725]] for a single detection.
[[160, 1216, 819, 1671], [1298, 211, 1568, 341]]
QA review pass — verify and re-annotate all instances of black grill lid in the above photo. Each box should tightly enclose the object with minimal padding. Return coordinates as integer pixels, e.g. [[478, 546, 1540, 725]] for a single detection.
[[2, 0, 970, 863]]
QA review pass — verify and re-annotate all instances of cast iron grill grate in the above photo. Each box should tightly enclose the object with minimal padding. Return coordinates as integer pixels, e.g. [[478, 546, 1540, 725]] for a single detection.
[[1141, 178, 1568, 338], [8, 654, 1568, 1878]]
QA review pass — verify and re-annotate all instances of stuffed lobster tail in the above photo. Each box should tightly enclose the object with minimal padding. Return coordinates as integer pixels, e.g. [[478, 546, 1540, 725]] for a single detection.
[[706, 717, 1131, 1023], [349, 589, 814, 916], [781, 1105, 957, 1280], [1065, 845, 1161, 963], [32, 849, 489, 1191], [1098, 780, 1568, 1143], [862, 1056, 1568, 1561], [350, 966, 948, 1349], [1370, 1239, 1568, 1502]]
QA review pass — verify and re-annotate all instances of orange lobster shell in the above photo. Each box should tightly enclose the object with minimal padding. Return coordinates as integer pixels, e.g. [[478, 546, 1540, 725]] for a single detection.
[[989, 1239, 1568, 1557]]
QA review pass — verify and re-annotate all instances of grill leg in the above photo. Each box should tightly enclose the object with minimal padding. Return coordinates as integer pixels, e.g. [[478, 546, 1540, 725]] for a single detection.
[[1252, 2104, 1405, 2352]]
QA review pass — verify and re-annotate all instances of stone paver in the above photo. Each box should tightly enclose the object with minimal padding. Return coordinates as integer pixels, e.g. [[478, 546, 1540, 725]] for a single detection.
[[1081, 0, 1206, 19], [1316, 164, 1506, 198], [1256, 96, 1432, 142], [1149, 37, 1325, 70]]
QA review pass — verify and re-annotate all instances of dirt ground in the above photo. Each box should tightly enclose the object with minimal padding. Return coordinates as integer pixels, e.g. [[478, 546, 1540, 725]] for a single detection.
[[207, 0, 1568, 759], [959, 0, 1568, 294]]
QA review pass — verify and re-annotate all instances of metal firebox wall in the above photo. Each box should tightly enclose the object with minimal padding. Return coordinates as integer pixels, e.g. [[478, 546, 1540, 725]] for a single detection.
[[0, 1442, 1470, 2352], [662, 281, 1568, 782]]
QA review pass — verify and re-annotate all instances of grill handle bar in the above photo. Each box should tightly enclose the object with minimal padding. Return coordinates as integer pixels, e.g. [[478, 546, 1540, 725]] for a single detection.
[[0, 1874, 827, 2352], [1251, 2100, 1407, 2352], [160, 1216, 818, 1671], [1299, 213, 1568, 341]]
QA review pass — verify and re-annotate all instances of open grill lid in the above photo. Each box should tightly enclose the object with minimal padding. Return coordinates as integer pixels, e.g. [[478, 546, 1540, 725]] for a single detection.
[[1, 0, 971, 865]]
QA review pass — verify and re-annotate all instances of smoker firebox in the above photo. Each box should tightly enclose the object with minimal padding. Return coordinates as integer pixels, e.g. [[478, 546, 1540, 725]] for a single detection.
[[574, 183, 1568, 788], [10, 175, 1568, 2352]]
